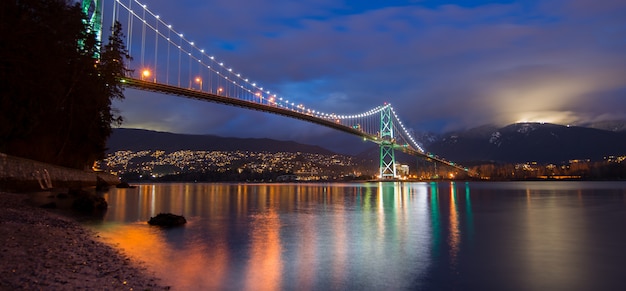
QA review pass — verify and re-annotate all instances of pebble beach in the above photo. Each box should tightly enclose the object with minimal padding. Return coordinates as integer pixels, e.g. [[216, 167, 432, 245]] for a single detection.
[[0, 191, 170, 290]]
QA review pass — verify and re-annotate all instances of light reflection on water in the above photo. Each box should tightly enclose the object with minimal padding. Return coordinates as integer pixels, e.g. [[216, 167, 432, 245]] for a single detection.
[[87, 181, 626, 291]]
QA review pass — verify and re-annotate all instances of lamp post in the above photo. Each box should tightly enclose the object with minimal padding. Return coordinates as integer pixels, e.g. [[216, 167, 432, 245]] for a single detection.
[[217, 87, 223, 95], [195, 77, 202, 91], [141, 69, 151, 81]]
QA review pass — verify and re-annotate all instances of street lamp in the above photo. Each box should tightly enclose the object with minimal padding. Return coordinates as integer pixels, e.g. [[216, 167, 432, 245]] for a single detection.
[[195, 77, 202, 91], [217, 87, 223, 95]]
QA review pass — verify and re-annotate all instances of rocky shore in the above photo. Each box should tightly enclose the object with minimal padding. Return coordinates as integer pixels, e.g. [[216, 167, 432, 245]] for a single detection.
[[0, 191, 170, 290]]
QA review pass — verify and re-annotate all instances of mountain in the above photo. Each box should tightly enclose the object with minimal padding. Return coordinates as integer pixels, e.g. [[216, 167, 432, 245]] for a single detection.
[[109, 122, 626, 165], [581, 120, 626, 132], [424, 122, 626, 163], [107, 128, 336, 155]]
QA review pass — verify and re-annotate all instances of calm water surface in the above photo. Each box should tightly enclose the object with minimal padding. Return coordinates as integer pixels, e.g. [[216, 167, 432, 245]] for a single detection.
[[87, 181, 626, 291]]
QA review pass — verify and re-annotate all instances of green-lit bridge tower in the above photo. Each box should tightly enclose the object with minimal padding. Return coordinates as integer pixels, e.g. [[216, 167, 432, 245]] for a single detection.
[[81, 0, 102, 45], [379, 105, 397, 179]]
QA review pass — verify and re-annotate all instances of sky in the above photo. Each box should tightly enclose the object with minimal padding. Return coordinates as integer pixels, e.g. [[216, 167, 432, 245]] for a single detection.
[[112, 0, 626, 154]]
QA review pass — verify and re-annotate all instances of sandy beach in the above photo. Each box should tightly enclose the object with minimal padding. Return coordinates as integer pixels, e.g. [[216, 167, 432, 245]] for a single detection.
[[0, 191, 170, 290]]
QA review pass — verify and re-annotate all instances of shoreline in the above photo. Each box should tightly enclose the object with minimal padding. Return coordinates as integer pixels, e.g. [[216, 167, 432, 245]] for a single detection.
[[0, 191, 170, 290]]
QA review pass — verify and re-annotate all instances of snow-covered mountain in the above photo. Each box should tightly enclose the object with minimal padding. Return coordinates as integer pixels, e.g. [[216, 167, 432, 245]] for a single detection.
[[421, 122, 626, 163]]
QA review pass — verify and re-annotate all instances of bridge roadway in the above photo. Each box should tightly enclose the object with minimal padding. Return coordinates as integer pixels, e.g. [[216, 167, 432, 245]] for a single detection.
[[120, 78, 474, 176]]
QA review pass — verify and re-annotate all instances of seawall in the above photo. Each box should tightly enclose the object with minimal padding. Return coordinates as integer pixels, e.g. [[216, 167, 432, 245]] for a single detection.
[[0, 152, 119, 192]]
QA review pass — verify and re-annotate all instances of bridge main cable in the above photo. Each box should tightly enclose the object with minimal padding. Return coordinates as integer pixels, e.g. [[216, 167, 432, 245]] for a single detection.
[[103, 0, 478, 178]]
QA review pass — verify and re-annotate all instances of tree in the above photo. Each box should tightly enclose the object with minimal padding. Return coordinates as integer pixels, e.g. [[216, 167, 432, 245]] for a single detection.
[[0, 0, 130, 169]]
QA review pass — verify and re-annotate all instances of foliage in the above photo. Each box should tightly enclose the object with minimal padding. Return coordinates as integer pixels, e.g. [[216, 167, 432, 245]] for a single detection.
[[0, 0, 131, 169]]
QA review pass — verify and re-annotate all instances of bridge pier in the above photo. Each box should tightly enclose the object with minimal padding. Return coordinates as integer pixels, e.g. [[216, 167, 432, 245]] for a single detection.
[[81, 0, 102, 44], [379, 105, 397, 179]]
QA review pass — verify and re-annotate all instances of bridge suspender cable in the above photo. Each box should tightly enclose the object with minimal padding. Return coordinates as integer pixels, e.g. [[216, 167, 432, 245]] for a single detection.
[[92, 0, 477, 179]]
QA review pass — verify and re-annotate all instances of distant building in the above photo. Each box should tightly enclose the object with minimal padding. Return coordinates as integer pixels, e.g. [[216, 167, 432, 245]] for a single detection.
[[396, 164, 409, 177]]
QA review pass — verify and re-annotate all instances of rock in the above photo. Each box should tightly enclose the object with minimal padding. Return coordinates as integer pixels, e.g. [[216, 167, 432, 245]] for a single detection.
[[148, 213, 187, 227], [115, 182, 135, 188], [71, 191, 108, 213], [95, 176, 110, 191]]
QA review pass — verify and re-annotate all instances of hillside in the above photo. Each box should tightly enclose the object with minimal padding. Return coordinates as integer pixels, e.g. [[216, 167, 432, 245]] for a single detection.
[[107, 128, 337, 155]]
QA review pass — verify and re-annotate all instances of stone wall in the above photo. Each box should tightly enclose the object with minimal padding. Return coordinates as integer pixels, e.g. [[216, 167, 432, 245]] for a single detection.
[[0, 153, 119, 192]]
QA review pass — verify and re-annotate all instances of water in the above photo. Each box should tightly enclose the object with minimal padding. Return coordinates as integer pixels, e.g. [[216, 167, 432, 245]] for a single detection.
[[87, 181, 626, 291]]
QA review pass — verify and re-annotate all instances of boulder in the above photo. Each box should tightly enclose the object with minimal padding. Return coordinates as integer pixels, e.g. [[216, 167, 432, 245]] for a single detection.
[[148, 213, 187, 227], [115, 181, 135, 188], [71, 190, 108, 213]]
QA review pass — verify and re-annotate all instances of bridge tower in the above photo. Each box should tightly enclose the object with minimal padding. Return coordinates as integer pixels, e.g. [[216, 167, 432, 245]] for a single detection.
[[81, 0, 102, 44], [379, 104, 397, 179]]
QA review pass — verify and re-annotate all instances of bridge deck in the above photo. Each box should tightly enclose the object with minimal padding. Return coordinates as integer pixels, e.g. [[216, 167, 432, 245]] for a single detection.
[[121, 78, 475, 177]]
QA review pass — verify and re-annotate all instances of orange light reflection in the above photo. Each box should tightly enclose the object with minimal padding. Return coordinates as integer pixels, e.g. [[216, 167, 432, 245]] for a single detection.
[[245, 205, 282, 290], [449, 183, 460, 266]]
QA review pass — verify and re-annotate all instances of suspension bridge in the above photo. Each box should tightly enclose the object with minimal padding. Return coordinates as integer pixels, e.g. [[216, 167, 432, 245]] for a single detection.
[[83, 0, 475, 179]]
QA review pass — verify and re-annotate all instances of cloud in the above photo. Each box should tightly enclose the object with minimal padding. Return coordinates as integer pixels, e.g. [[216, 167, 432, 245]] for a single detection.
[[113, 0, 626, 153]]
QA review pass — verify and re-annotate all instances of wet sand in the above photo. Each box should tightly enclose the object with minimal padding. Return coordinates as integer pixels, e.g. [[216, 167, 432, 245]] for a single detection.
[[0, 191, 170, 290]]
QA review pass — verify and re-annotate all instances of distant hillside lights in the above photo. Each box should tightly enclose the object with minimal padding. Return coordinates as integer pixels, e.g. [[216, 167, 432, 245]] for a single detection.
[[475, 157, 626, 180], [606, 155, 626, 163], [95, 149, 363, 180]]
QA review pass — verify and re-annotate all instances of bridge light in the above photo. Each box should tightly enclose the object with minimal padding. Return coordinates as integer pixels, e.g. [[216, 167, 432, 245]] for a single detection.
[[210, 56, 214, 60], [200, 49, 204, 53]]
